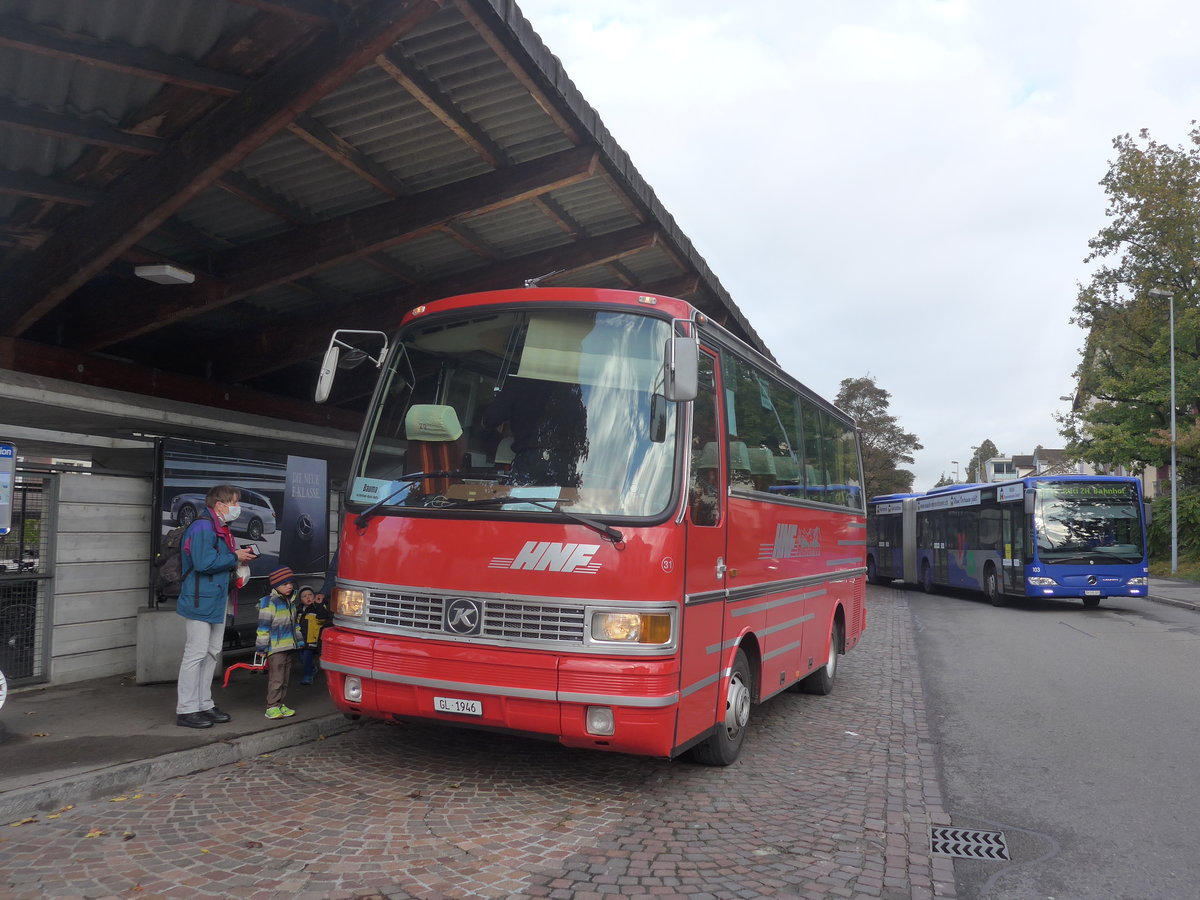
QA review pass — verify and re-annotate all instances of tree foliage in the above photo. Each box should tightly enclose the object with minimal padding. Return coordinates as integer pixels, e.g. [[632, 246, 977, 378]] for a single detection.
[[965, 440, 1000, 483], [836, 375, 922, 498], [1060, 127, 1200, 486]]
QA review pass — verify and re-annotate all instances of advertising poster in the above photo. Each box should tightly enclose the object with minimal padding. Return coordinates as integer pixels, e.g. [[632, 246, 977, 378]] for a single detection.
[[157, 439, 328, 581]]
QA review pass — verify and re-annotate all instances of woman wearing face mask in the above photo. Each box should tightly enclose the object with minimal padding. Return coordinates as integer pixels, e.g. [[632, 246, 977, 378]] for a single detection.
[[174, 484, 257, 729]]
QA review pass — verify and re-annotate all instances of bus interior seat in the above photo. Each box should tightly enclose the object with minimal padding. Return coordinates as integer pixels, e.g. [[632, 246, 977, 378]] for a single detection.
[[729, 441, 753, 487], [404, 404, 465, 495], [495, 436, 515, 468], [747, 447, 777, 492]]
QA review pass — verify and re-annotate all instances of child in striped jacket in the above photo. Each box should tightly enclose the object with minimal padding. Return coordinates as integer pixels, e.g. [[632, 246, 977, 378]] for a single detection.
[[256, 566, 303, 719]]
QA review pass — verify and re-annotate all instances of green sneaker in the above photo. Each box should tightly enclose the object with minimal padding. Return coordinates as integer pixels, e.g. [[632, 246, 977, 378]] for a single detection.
[[278, 704, 296, 718], [265, 706, 284, 719]]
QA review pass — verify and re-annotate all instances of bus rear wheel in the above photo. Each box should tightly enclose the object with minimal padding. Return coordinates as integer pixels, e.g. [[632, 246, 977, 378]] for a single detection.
[[690, 648, 751, 766]]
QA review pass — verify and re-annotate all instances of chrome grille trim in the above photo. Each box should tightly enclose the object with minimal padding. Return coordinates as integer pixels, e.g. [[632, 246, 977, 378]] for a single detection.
[[366, 589, 587, 644]]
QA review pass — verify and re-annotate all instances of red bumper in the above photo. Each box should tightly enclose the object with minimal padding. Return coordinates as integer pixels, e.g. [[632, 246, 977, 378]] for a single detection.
[[321, 627, 681, 757]]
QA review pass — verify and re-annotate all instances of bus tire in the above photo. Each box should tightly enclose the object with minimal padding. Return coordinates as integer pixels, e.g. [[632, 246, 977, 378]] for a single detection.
[[1082, 597, 1101, 608], [690, 648, 752, 766], [801, 618, 842, 696], [984, 565, 1003, 606], [921, 562, 933, 594]]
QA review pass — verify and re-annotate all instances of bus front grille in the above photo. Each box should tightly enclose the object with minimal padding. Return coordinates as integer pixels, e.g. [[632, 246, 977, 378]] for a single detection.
[[366, 591, 586, 644]]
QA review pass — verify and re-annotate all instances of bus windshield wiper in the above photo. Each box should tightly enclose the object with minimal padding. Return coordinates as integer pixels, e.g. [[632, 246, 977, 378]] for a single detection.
[[441, 496, 625, 543], [353, 471, 454, 527]]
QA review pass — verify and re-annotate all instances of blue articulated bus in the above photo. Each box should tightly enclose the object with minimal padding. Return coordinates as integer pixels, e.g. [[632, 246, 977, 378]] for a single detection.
[[866, 475, 1149, 607]]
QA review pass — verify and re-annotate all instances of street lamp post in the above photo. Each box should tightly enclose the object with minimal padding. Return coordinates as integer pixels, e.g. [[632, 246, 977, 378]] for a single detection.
[[951, 460, 959, 483], [1149, 287, 1178, 575]]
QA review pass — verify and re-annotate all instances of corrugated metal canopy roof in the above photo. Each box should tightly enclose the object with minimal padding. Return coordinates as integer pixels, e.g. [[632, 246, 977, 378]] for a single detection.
[[0, 0, 767, 446]]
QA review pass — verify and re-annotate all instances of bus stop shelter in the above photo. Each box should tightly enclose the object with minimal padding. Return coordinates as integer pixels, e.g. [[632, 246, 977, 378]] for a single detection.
[[0, 0, 767, 687]]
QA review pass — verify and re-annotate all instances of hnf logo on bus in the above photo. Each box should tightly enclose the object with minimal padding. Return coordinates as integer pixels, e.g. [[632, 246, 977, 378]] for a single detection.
[[489, 541, 602, 574]]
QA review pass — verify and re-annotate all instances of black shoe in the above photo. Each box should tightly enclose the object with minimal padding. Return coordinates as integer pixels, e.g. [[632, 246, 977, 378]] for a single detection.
[[176, 712, 213, 729], [200, 706, 231, 724]]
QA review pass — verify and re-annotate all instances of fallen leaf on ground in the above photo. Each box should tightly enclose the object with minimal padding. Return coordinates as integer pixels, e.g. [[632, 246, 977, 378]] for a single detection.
[[7, 818, 37, 827]]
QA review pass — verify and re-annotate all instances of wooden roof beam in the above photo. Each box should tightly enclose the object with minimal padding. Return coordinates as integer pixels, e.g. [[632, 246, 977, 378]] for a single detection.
[[2, 0, 448, 339], [69, 144, 598, 351], [218, 223, 657, 382], [452, 0, 582, 145], [375, 48, 508, 168], [223, 0, 345, 23], [0, 17, 250, 95]]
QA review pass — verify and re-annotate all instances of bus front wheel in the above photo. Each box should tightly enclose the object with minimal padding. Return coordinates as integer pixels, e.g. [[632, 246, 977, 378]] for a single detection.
[[690, 649, 751, 766], [984, 566, 1003, 607], [801, 618, 842, 696]]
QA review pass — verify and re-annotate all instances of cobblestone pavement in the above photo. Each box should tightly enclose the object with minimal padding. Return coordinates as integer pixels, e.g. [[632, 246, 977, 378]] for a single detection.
[[0, 590, 955, 899]]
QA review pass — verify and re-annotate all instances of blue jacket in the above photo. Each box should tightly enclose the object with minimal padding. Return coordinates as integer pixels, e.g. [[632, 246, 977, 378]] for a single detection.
[[177, 512, 238, 624]]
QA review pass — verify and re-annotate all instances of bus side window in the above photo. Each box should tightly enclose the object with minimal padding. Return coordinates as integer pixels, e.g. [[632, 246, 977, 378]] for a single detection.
[[689, 354, 721, 527]]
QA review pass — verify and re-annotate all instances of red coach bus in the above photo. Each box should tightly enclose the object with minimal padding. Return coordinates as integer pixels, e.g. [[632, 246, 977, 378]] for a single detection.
[[315, 288, 866, 764]]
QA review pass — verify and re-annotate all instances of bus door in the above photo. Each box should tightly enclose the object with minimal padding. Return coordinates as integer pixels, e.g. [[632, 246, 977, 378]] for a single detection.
[[678, 350, 726, 746], [1001, 505, 1026, 593], [932, 510, 950, 584]]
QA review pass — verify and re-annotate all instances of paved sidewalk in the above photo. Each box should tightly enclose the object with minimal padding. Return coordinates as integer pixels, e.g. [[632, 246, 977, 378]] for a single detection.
[[1, 592, 957, 899], [0, 660, 358, 823], [1146, 576, 1200, 612]]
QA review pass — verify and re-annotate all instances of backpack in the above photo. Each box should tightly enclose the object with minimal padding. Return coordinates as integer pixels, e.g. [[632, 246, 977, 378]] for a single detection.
[[153, 525, 188, 599]]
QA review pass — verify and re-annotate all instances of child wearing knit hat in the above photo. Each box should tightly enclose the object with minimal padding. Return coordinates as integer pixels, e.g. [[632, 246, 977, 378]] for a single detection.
[[256, 566, 303, 719]]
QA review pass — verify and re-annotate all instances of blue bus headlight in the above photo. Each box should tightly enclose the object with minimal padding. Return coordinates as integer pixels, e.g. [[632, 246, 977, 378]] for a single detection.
[[1127, 577, 1148, 586], [1028, 576, 1057, 586]]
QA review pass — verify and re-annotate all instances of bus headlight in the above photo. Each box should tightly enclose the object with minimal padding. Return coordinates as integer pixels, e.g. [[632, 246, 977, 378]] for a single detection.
[[1027, 577, 1057, 586], [590, 611, 672, 644], [334, 588, 365, 618], [1127, 577, 1148, 586]]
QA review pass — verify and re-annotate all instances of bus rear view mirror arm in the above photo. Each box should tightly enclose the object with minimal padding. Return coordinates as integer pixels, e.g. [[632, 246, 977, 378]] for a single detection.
[[315, 329, 390, 403]]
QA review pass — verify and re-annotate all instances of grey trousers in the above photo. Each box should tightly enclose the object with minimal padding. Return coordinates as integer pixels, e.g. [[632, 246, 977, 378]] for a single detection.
[[176, 618, 225, 714]]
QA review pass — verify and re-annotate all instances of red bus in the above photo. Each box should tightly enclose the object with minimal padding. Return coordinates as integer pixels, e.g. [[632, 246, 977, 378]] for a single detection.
[[316, 288, 866, 764]]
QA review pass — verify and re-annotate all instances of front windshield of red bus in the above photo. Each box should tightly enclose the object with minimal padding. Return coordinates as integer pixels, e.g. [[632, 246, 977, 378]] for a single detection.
[[348, 307, 678, 518], [1034, 481, 1144, 564]]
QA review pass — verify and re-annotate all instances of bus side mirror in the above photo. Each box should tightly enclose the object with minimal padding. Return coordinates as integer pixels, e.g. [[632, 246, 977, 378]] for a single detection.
[[664, 336, 698, 402], [314, 343, 340, 404], [1024, 489, 1035, 516]]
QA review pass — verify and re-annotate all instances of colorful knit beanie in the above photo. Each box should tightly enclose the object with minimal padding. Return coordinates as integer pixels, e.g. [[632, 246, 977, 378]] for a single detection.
[[268, 566, 295, 588]]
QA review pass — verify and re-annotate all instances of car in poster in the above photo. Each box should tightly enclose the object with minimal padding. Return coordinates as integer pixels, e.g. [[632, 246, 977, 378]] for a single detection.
[[169, 487, 278, 540]]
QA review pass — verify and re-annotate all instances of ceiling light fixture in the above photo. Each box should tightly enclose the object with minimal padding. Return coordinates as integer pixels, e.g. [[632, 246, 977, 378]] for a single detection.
[[134, 264, 195, 285]]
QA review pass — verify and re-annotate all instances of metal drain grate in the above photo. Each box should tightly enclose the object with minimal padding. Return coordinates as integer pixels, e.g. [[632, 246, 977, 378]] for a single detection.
[[930, 826, 1010, 860]]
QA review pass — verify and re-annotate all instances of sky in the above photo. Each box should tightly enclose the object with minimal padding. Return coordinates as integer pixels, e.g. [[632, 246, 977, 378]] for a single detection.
[[513, 0, 1200, 491]]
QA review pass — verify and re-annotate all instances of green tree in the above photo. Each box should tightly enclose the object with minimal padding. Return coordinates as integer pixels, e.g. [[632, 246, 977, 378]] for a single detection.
[[1060, 127, 1200, 486], [836, 375, 923, 498], [966, 440, 1000, 482], [933, 473, 953, 488]]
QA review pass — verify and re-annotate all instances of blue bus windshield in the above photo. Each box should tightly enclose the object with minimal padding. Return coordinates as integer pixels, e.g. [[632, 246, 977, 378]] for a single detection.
[[1034, 481, 1143, 564]]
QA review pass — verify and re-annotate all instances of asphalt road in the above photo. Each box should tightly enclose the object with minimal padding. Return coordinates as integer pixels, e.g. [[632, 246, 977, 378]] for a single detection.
[[904, 584, 1200, 900]]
